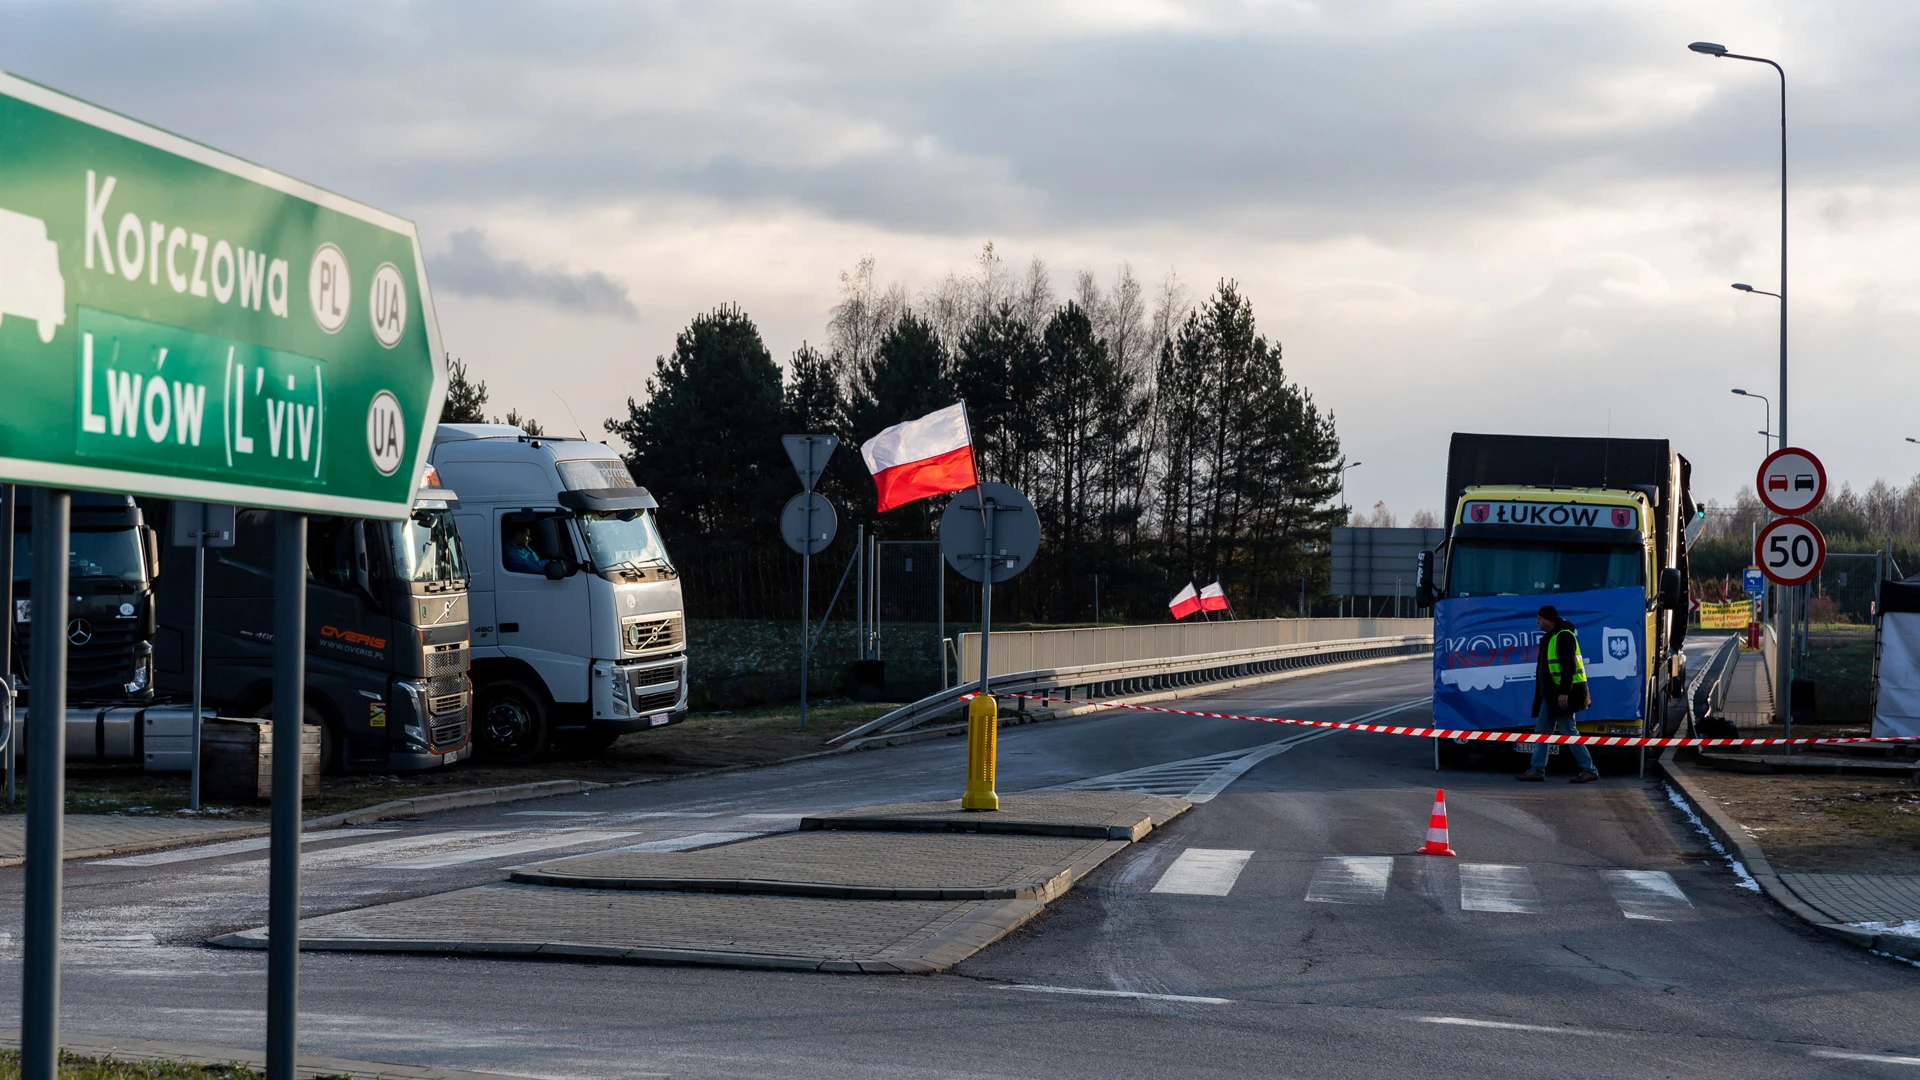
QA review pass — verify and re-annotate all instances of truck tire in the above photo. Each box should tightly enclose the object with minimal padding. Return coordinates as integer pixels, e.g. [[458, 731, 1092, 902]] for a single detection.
[[475, 680, 551, 765], [1434, 737, 1470, 770]]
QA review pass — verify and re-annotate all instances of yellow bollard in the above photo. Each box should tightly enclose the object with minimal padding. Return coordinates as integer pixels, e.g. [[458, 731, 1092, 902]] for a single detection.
[[961, 693, 999, 811]]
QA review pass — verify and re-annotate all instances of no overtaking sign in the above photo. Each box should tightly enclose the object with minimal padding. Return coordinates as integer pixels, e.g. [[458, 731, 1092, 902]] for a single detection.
[[0, 70, 444, 519]]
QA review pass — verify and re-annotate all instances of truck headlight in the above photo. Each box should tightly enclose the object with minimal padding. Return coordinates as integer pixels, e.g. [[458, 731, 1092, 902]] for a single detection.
[[607, 666, 632, 716], [125, 643, 152, 693]]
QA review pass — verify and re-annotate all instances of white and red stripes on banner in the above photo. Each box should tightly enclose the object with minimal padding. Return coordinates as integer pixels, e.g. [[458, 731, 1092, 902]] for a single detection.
[[973, 690, 1920, 749], [1168, 583, 1201, 620], [859, 402, 979, 512]]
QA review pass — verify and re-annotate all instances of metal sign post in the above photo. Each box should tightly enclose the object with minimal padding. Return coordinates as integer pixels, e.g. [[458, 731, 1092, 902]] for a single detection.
[[171, 503, 234, 810], [0, 71, 447, 1080], [267, 513, 306, 1078], [780, 436, 838, 731], [1756, 447, 1827, 742], [939, 484, 1040, 813], [22, 487, 68, 1080], [1, 483, 14, 807]]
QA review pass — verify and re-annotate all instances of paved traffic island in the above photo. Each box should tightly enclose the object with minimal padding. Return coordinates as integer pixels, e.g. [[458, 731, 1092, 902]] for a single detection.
[[210, 791, 1190, 973]]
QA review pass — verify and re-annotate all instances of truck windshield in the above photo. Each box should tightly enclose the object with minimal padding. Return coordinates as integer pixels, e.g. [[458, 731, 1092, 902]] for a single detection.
[[12, 528, 146, 585], [1448, 540, 1642, 598], [388, 511, 468, 585], [578, 510, 672, 574]]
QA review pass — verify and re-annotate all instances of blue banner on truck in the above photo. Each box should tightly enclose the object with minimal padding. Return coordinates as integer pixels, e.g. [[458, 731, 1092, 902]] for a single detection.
[[1433, 587, 1645, 729]]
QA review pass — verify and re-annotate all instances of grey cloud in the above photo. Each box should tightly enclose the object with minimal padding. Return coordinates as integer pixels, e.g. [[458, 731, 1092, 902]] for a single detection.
[[431, 230, 637, 319], [11, 2, 1920, 241]]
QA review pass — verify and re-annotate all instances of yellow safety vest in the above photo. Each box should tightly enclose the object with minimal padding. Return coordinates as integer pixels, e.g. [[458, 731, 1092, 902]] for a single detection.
[[1546, 628, 1587, 685]]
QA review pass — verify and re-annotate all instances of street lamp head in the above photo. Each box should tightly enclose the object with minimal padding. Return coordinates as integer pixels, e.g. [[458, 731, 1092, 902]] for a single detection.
[[1908, 437, 1920, 445], [1732, 283, 1754, 292], [1689, 41, 1728, 56], [1731, 388, 1748, 396]]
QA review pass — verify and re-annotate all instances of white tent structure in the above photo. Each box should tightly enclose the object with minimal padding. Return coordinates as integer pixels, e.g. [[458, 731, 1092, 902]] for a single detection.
[[1874, 576, 1920, 738]]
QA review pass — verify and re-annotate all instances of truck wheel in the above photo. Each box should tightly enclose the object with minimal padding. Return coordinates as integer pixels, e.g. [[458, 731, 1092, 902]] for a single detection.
[[475, 680, 550, 765], [1434, 737, 1469, 770]]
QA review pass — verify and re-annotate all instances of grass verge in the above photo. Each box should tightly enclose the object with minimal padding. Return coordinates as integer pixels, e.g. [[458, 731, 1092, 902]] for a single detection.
[[0, 1050, 343, 1079], [1683, 770, 1920, 875], [0, 699, 906, 820]]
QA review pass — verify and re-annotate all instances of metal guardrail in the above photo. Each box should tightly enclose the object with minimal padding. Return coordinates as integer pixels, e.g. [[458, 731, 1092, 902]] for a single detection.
[[1685, 635, 1742, 736], [829, 634, 1435, 745]]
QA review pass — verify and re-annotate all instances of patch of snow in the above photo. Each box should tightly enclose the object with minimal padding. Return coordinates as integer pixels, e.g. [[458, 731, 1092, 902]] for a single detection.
[[1665, 783, 1762, 893], [1854, 920, 1920, 938]]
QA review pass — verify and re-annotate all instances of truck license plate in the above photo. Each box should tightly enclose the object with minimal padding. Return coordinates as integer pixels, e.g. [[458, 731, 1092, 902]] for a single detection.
[[1514, 744, 1559, 755], [649, 713, 670, 727]]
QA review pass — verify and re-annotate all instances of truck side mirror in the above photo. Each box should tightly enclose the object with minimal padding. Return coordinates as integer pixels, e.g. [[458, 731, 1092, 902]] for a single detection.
[[543, 558, 570, 581], [1658, 567, 1684, 610], [1415, 550, 1436, 608], [140, 526, 160, 580]]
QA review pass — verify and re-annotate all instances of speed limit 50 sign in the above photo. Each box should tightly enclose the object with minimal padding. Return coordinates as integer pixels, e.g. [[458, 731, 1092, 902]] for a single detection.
[[1755, 516, 1826, 587]]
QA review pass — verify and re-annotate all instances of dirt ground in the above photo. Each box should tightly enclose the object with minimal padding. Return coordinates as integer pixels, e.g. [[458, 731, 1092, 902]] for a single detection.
[[1682, 769, 1920, 875], [0, 699, 904, 820]]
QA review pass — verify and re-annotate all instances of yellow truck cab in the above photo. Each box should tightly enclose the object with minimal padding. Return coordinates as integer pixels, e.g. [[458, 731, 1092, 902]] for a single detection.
[[1418, 434, 1699, 767]]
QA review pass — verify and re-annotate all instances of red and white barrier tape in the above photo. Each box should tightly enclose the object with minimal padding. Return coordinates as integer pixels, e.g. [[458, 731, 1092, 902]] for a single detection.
[[963, 691, 1920, 749]]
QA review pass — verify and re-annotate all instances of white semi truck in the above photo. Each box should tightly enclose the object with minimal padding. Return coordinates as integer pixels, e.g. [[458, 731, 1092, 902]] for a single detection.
[[429, 424, 687, 762]]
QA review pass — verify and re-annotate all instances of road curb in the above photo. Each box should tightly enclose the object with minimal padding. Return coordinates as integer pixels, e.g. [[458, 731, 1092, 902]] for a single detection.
[[1656, 751, 1920, 962], [0, 1028, 526, 1079]]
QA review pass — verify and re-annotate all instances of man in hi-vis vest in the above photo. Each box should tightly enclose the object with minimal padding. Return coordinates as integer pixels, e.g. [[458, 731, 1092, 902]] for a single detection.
[[1519, 605, 1600, 783]]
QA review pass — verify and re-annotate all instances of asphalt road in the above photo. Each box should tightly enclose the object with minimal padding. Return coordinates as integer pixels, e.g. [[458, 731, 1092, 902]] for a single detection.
[[1, 656, 1916, 1079]]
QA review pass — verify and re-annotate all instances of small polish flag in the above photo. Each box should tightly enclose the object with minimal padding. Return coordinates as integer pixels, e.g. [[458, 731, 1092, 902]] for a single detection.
[[860, 403, 980, 512], [1199, 582, 1230, 613], [1169, 582, 1201, 620]]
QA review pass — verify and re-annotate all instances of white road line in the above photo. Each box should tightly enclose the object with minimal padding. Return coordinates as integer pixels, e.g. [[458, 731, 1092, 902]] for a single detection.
[[1813, 1050, 1920, 1066], [1418, 1016, 1620, 1037], [1152, 848, 1254, 896], [242, 829, 520, 870], [379, 830, 643, 870], [615, 831, 763, 853], [1186, 731, 1335, 802], [1601, 869, 1693, 921], [1459, 864, 1540, 914], [1305, 855, 1393, 905], [506, 811, 604, 817], [92, 828, 395, 867], [996, 984, 1233, 1005]]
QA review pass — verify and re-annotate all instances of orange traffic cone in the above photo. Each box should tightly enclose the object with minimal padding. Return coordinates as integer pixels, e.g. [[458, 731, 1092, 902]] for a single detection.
[[1420, 789, 1457, 857]]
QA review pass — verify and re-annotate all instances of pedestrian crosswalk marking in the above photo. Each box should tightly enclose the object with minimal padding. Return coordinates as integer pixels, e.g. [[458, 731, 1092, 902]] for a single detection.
[[1601, 869, 1692, 921], [1152, 848, 1255, 896], [1305, 856, 1393, 905], [1458, 864, 1540, 914], [238, 829, 521, 870], [378, 830, 646, 870], [93, 828, 394, 867], [614, 831, 764, 853]]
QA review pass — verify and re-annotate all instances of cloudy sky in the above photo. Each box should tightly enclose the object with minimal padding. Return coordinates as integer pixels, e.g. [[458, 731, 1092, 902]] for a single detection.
[[9, 0, 1919, 520]]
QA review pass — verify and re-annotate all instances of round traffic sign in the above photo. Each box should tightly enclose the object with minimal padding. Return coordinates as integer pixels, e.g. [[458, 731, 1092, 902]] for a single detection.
[[1756, 446, 1827, 516], [939, 483, 1041, 584], [779, 491, 838, 555], [1754, 516, 1826, 587]]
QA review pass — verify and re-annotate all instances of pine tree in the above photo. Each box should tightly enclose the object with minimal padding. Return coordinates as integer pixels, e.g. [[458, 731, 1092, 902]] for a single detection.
[[441, 355, 489, 423]]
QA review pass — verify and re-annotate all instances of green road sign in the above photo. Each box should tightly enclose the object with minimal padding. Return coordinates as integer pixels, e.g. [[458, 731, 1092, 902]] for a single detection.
[[0, 70, 444, 519]]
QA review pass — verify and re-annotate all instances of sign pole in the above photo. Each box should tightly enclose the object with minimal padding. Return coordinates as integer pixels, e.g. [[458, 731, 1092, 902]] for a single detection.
[[191, 512, 205, 812], [22, 486, 70, 1080], [1, 483, 14, 808], [267, 512, 306, 1080]]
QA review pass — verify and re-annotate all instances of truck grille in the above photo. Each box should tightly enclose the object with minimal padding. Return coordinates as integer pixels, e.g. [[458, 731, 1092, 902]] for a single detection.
[[430, 712, 468, 751], [425, 641, 467, 677], [427, 674, 466, 700], [622, 614, 683, 657], [428, 692, 466, 718], [632, 688, 679, 714], [19, 622, 140, 701]]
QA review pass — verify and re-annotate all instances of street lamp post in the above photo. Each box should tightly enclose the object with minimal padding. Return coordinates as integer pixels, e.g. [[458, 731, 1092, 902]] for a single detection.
[[1338, 462, 1362, 618], [1695, 41, 1791, 728], [1730, 387, 1771, 457]]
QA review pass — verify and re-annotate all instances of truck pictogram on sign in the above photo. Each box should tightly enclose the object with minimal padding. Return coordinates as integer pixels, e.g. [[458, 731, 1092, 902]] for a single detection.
[[0, 206, 66, 343]]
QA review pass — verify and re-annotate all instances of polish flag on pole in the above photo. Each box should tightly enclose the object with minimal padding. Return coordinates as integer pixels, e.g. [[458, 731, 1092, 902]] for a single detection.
[[1199, 582, 1230, 613], [1169, 583, 1202, 620], [860, 402, 979, 512]]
